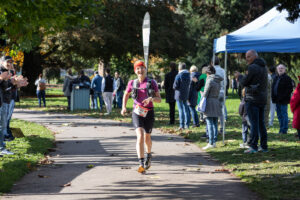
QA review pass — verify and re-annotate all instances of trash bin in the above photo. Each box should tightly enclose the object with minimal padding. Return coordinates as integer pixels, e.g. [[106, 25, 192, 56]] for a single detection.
[[71, 84, 90, 111]]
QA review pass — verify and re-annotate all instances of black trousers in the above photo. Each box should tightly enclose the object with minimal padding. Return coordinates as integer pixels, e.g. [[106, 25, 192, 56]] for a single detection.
[[169, 101, 176, 124]]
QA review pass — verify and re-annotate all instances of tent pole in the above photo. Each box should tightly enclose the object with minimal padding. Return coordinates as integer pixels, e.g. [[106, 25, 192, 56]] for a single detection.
[[223, 51, 228, 145]]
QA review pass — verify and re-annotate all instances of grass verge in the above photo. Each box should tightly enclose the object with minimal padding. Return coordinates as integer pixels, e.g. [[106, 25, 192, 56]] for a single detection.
[[0, 119, 55, 193]]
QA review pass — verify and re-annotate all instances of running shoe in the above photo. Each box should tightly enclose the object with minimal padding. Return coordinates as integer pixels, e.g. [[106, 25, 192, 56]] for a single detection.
[[138, 166, 145, 173], [145, 156, 152, 170]]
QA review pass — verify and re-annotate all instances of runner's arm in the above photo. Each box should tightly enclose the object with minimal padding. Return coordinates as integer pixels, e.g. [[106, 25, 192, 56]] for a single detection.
[[121, 91, 130, 116]]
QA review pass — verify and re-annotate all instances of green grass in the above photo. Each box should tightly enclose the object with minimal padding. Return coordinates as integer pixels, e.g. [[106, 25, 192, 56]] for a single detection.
[[0, 119, 55, 193], [16, 89, 300, 200]]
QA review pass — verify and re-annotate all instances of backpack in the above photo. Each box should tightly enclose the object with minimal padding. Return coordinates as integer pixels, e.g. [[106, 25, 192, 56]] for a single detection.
[[131, 78, 155, 100], [39, 82, 46, 90]]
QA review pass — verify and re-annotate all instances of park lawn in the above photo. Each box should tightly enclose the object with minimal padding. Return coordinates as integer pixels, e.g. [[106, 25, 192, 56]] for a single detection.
[[0, 119, 55, 193], [16, 90, 300, 200]]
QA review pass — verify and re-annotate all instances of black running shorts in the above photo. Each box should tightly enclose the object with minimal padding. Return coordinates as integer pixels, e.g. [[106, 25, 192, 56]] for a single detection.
[[132, 109, 155, 133]]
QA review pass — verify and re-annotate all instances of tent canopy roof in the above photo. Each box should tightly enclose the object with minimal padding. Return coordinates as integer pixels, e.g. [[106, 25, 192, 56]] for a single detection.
[[214, 7, 300, 53]]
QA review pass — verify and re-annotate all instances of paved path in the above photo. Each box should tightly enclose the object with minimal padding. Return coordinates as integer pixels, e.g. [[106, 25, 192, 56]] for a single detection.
[[2, 109, 259, 200]]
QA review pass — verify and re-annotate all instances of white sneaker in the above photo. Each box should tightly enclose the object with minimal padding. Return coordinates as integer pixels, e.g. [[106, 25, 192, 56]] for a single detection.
[[239, 143, 249, 149], [0, 149, 14, 155], [202, 144, 214, 150]]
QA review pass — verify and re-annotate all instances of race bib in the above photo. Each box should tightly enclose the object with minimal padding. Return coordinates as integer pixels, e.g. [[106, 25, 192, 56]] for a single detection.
[[134, 104, 150, 117]]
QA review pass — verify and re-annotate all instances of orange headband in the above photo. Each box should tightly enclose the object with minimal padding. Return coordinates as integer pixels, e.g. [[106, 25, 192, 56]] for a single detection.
[[134, 60, 146, 71]]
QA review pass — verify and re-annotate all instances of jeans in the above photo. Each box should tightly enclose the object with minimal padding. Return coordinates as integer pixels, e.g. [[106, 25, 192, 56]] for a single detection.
[[1, 103, 9, 148], [188, 105, 199, 126], [242, 121, 250, 143], [0, 106, 4, 150], [276, 104, 289, 133], [168, 102, 176, 124], [6, 100, 15, 138], [246, 102, 268, 150], [269, 100, 276, 126], [206, 117, 218, 145], [116, 91, 123, 108], [37, 90, 46, 107], [93, 91, 104, 110], [176, 100, 190, 128]]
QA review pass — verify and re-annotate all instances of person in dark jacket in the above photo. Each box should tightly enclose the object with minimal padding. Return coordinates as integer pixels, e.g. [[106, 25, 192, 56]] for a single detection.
[[188, 65, 202, 127], [63, 69, 74, 110], [268, 66, 277, 127], [271, 64, 294, 134], [173, 62, 190, 130], [239, 49, 268, 154], [113, 71, 124, 108], [164, 62, 178, 125]]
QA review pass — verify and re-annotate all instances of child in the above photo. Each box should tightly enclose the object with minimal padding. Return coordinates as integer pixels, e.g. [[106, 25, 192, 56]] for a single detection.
[[290, 76, 300, 140], [239, 89, 251, 148]]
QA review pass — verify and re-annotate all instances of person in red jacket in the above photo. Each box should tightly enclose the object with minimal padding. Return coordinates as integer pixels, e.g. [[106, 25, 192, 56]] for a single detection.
[[290, 76, 300, 140]]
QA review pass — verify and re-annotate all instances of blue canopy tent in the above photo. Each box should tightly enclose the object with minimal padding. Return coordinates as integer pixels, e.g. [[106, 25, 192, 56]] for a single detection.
[[212, 6, 300, 143]]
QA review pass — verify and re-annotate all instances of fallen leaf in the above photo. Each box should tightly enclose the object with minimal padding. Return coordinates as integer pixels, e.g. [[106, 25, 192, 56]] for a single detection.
[[94, 126, 97, 128], [61, 182, 71, 187], [215, 169, 229, 172], [38, 174, 49, 178], [263, 160, 270, 163], [121, 166, 131, 169], [86, 165, 94, 168], [167, 137, 173, 140], [149, 176, 161, 179]]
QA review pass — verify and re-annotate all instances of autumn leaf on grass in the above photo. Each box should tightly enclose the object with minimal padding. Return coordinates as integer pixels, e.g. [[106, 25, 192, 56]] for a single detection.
[[262, 160, 271, 163], [26, 162, 32, 169], [61, 182, 71, 187], [86, 165, 94, 168]]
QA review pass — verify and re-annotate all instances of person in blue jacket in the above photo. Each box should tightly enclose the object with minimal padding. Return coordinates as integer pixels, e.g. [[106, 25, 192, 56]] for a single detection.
[[173, 62, 191, 130], [91, 71, 104, 110]]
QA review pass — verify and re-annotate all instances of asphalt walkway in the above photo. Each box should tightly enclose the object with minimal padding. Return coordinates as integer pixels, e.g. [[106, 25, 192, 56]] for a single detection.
[[2, 109, 259, 200]]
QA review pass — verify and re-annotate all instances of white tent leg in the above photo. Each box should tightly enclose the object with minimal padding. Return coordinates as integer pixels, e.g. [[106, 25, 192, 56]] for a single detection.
[[223, 51, 228, 145]]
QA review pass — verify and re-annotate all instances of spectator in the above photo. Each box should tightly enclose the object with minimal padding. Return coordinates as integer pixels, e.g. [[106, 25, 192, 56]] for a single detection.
[[164, 62, 178, 125], [91, 71, 104, 110], [239, 89, 250, 148], [202, 66, 223, 150], [268, 66, 277, 127], [188, 65, 201, 128], [271, 64, 294, 134], [113, 71, 124, 108], [239, 49, 268, 153], [0, 66, 14, 155], [63, 69, 74, 110], [78, 70, 91, 88], [35, 73, 46, 107], [264, 68, 272, 128], [173, 62, 190, 130], [290, 76, 300, 140], [198, 66, 208, 124], [102, 68, 114, 115], [212, 57, 226, 134], [232, 78, 238, 94]]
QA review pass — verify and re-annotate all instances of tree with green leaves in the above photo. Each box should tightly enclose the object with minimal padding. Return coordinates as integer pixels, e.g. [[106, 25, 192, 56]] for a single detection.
[[0, 0, 103, 94]]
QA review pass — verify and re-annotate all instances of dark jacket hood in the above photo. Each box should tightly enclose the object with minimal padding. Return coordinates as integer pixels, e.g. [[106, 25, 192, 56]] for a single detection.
[[191, 71, 201, 79], [252, 58, 266, 68]]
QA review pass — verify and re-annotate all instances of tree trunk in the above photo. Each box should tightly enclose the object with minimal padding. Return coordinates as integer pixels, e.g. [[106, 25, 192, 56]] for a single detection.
[[21, 48, 43, 96]]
